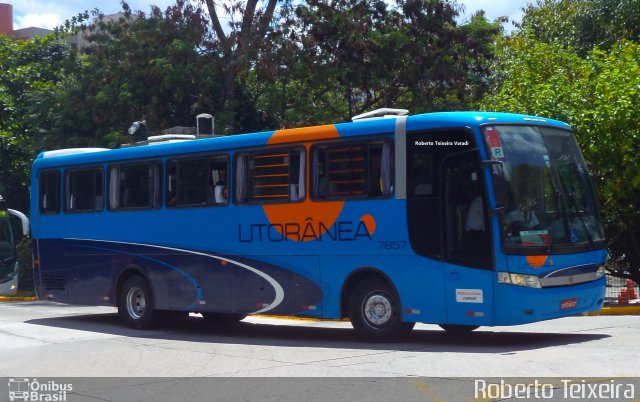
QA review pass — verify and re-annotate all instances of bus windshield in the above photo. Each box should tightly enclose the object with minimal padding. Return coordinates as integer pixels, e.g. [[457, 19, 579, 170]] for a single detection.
[[483, 125, 604, 251]]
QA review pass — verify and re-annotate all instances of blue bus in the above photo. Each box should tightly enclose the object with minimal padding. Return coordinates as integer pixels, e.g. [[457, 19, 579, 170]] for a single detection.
[[30, 110, 607, 341]]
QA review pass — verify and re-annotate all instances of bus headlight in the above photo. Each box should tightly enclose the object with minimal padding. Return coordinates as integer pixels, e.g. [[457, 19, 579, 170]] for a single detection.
[[596, 265, 606, 278], [497, 272, 542, 288]]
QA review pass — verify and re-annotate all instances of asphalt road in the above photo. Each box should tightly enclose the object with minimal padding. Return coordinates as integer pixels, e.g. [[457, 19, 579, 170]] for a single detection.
[[1, 301, 639, 401], [1, 301, 639, 377]]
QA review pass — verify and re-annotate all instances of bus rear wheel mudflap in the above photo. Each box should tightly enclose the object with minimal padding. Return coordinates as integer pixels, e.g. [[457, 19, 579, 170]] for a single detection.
[[438, 324, 480, 334], [348, 279, 414, 342], [201, 312, 247, 326], [118, 275, 158, 330]]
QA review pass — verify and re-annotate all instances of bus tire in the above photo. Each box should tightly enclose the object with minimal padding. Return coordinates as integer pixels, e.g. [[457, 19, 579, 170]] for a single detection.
[[439, 324, 479, 333], [202, 312, 246, 326], [118, 275, 158, 330], [348, 279, 414, 342]]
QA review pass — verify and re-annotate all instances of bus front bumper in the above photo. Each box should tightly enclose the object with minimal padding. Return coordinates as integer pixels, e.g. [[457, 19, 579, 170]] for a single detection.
[[493, 277, 606, 326]]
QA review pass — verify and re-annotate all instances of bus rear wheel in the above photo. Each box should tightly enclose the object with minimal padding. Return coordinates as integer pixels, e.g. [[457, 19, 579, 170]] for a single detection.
[[439, 324, 479, 334], [348, 279, 414, 342], [118, 275, 157, 330]]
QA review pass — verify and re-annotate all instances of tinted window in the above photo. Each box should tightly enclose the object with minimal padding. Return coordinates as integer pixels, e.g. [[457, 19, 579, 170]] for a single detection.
[[108, 163, 161, 210], [65, 167, 104, 212], [406, 130, 475, 259], [39, 170, 60, 214], [167, 155, 228, 207]]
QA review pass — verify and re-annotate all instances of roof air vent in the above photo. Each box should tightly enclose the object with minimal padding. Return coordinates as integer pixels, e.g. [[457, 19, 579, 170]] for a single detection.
[[351, 108, 409, 122]]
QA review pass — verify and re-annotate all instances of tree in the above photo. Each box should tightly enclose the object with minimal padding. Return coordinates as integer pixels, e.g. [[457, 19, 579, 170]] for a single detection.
[[519, 0, 640, 56], [36, 1, 222, 148], [256, 0, 501, 126], [201, 0, 294, 132], [0, 34, 79, 213]]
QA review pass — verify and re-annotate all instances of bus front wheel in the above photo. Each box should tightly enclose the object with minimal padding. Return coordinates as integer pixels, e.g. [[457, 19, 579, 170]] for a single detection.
[[118, 275, 157, 330], [348, 279, 414, 342]]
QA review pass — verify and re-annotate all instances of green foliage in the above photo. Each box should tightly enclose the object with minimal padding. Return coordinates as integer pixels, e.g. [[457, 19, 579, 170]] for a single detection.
[[0, 34, 79, 212], [255, 0, 501, 126], [520, 0, 640, 56], [482, 34, 640, 283], [41, 1, 220, 148]]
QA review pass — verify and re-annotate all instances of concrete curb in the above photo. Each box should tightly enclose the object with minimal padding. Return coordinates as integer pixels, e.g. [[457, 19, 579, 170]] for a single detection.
[[585, 306, 640, 316], [0, 296, 38, 302]]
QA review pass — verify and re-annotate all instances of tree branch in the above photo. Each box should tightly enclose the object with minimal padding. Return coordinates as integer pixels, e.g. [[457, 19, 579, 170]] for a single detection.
[[238, 0, 259, 53], [204, 0, 230, 54], [257, 0, 278, 39]]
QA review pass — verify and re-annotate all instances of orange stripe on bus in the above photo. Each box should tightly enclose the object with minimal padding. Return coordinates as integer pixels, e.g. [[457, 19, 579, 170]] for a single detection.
[[268, 124, 340, 145]]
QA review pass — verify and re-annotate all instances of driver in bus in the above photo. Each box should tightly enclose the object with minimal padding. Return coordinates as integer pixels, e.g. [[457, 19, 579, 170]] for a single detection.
[[507, 198, 541, 235]]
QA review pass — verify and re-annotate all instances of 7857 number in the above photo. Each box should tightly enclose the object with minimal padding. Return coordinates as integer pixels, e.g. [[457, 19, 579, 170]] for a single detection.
[[378, 241, 407, 250]]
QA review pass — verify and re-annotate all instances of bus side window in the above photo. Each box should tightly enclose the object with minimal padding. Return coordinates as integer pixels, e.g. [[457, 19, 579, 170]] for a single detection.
[[236, 148, 305, 204], [171, 158, 209, 207], [313, 140, 392, 200], [65, 167, 104, 213], [312, 142, 367, 199], [39, 170, 61, 214], [109, 163, 161, 210]]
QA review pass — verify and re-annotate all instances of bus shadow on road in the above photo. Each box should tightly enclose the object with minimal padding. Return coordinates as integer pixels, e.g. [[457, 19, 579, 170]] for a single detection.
[[26, 312, 610, 353]]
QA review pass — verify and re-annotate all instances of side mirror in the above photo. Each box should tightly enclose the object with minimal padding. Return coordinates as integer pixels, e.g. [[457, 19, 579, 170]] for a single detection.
[[8, 209, 29, 237], [483, 160, 509, 208]]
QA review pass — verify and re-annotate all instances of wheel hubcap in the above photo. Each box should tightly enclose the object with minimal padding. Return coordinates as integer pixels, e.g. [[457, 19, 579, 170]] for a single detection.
[[126, 287, 146, 320], [363, 293, 393, 327]]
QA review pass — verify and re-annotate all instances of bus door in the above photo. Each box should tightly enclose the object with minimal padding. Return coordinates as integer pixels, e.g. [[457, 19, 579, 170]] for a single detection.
[[441, 149, 494, 324]]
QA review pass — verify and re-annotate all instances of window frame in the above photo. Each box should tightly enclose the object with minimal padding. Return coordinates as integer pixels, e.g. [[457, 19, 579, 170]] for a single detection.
[[234, 146, 307, 206], [64, 166, 105, 214], [310, 138, 394, 202], [165, 153, 230, 209], [107, 161, 163, 212]]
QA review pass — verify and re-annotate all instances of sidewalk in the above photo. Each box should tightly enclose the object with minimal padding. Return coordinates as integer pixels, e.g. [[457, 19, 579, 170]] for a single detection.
[[586, 304, 640, 316]]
